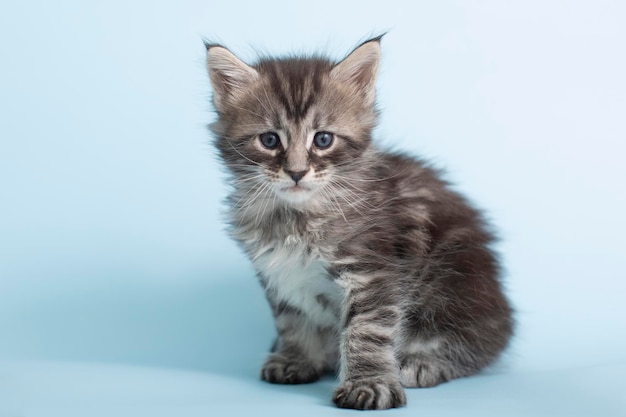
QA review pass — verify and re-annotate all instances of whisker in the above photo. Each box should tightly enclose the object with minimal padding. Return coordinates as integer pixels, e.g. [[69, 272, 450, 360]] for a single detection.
[[224, 139, 268, 169], [327, 179, 377, 211], [319, 183, 349, 225]]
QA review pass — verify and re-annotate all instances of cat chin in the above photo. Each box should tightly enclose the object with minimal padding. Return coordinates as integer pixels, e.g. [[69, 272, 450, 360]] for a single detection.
[[275, 187, 317, 205]]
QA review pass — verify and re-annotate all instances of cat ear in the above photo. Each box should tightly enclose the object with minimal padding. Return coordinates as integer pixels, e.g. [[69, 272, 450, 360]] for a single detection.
[[205, 43, 258, 112], [331, 36, 381, 105]]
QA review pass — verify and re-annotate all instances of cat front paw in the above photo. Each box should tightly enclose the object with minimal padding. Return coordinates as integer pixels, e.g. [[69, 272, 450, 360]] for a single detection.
[[261, 354, 321, 384], [333, 378, 407, 410]]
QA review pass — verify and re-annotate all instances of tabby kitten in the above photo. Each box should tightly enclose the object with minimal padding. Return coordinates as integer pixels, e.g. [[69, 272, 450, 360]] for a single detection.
[[205, 36, 513, 410]]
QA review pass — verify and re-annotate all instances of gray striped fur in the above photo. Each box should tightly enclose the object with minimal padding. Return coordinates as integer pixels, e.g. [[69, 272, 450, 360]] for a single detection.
[[205, 36, 513, 410]]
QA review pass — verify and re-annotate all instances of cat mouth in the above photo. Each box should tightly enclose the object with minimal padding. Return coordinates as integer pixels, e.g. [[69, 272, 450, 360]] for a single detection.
[[276, 184, 316, 203], [283, 185, 309, 193]]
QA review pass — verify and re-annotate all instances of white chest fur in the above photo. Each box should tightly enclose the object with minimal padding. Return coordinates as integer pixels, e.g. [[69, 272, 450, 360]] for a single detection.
[[251, 236, 342, 328]]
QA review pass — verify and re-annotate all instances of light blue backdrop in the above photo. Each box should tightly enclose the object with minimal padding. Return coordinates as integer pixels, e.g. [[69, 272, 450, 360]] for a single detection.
[[1, 1, 625, 416]]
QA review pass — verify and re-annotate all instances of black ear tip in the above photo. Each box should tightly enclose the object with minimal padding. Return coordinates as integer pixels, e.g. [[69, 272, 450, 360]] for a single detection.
[[371, 33, 387, 43], [203, 38, 223, 50], [362, 32, 387, 46]]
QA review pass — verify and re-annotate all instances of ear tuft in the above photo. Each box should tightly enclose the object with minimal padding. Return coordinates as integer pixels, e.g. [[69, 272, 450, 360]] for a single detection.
[[330, 37, 381, 105], [206, 45, 258, 111]]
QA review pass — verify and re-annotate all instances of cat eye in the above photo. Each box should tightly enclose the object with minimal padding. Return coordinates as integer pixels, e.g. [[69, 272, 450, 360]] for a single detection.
[[259, 132, 280, 149], [313, 131, 334, 149]]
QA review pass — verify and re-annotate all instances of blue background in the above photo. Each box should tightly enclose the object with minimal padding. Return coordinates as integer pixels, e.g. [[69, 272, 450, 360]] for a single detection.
[[1, 1, 625, 416]]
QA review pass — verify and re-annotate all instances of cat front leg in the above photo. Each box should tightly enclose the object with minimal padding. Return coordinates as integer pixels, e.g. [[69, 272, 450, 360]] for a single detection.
[[333, 271, 407, 410], [261, 298, 331, 384]]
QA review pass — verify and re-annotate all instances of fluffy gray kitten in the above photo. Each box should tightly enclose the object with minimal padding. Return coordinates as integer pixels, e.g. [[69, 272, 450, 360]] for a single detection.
[[205, 36, 513, 410]]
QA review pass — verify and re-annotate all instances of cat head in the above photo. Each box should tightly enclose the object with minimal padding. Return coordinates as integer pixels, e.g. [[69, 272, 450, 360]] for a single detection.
[[206, 37, 381, 206]]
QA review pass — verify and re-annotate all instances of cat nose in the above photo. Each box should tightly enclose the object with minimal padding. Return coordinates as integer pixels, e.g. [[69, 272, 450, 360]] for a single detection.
[[286, 170, 308, 184]]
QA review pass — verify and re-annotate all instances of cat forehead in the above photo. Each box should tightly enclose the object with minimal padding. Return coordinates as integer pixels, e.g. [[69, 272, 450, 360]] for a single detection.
[[253, 57, 335, 98], [254, 56, 335, 78], [252, 58, 335, 122]]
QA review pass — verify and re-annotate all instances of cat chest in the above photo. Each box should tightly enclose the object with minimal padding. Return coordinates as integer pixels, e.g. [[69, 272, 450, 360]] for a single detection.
[[252, 240, 342, 328]]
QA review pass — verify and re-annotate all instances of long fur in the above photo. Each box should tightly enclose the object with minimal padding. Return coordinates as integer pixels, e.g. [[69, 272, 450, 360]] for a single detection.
[[205, 37, 514, 410]]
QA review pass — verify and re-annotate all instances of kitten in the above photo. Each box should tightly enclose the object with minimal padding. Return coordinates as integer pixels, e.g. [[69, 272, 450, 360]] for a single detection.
[[205, 36, 513, 410]]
